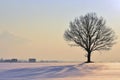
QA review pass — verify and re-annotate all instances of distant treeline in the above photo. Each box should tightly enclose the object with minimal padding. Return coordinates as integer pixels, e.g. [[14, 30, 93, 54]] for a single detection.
[[0, 58, 83, 63], [0, 58, 36, 63]]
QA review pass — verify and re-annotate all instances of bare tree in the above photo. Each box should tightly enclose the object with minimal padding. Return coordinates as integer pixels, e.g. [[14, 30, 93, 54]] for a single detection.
[[64, 13, 116, 63]]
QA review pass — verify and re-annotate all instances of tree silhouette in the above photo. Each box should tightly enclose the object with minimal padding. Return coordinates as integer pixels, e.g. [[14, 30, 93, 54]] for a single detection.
[[64, 13, 116, 63]]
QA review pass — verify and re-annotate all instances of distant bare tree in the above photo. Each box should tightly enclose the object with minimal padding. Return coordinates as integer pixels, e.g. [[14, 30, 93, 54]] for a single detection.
[[64, 13, 116, 63]]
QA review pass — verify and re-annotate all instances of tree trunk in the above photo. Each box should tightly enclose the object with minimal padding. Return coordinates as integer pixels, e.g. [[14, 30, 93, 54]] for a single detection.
[[86, 51, 91, 63]]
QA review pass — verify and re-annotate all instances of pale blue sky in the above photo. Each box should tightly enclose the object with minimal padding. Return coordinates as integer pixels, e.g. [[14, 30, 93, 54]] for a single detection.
[[0, 0, 120, 61]]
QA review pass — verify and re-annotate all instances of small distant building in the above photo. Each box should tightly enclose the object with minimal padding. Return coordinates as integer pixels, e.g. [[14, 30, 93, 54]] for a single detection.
[[11, 59, 18, 62], [3, 59, 18, 62], [29, 58, 36, 62]]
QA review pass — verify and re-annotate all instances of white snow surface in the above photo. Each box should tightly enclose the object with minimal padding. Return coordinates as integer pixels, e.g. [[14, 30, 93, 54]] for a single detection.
[[0, 62, 120, 80]]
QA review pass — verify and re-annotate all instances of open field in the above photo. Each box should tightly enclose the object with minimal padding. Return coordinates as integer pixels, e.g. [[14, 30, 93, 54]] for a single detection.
[[0, 62, 120, 80]]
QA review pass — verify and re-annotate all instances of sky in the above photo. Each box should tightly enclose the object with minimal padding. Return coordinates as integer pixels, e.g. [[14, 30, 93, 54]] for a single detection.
[[0, 0, 120, 62]]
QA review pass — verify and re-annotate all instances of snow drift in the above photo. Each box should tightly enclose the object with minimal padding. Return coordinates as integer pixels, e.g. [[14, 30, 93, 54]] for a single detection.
[[0, 63, 119, 80]]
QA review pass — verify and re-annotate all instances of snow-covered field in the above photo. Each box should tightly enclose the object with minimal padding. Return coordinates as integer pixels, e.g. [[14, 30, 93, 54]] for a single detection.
[[0, 62, 120, 80]]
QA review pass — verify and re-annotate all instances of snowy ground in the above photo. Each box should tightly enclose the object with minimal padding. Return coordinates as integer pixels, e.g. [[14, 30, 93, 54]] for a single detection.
[[0, 62, 120, 80]]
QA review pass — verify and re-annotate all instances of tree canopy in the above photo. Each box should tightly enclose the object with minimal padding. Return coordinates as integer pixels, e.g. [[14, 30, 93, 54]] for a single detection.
[[64, 13, 116, 62]]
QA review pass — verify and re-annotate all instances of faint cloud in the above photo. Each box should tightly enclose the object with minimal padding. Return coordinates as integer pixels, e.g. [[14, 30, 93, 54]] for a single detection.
[[0, 31, 29, 46]]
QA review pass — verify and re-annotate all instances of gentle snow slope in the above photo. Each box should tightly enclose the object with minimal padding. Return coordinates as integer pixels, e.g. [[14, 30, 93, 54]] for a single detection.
[[0, 63, 119, 80]]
